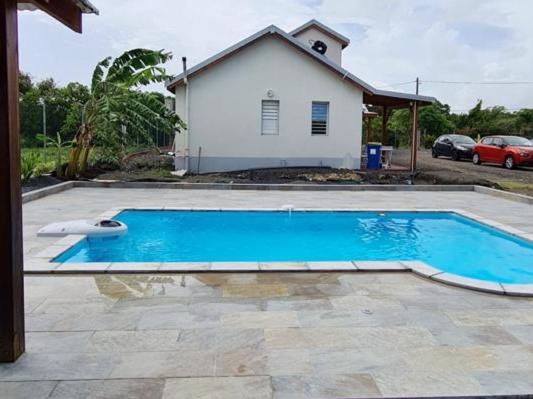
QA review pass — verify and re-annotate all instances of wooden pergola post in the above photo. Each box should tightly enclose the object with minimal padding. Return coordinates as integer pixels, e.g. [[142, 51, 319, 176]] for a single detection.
[[0, 0, 97, 363], [366, 118, 371, 143], [380, 106, 388, 145], [0, 0, 25, 363], [409, 101, 419, 172]]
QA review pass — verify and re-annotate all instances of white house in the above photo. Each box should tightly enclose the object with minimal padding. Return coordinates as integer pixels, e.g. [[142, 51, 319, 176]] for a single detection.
[[166, 20, 435, 173]]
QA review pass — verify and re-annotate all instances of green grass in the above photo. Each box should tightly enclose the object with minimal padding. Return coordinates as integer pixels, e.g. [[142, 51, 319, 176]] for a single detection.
[[497, 180, 533, 195], [21, 146, 70, 160]]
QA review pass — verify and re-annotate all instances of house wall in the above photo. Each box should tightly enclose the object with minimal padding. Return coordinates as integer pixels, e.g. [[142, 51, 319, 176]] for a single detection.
[[174, 35, 362, 173], [292, 27, 343, 65]]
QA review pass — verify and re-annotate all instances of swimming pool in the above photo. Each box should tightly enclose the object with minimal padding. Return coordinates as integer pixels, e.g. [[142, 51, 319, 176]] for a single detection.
[[53, 210, 533, 284]]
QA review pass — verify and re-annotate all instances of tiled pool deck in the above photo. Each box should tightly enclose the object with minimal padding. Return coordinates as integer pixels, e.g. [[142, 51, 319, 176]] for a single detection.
[[3, 187, 533, 398], [30, 205, 533, 296]]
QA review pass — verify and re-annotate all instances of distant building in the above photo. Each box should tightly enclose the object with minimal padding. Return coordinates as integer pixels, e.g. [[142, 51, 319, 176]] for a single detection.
[[166, 20, 434, 172]]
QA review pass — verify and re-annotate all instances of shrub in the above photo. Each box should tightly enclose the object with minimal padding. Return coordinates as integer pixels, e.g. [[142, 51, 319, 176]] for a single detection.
[[89, 150, 121, 171], [122, 151, 174, 172], [21, 151, 40, 183], [34, 161, 56, 176], [422, 134, 437, 149]]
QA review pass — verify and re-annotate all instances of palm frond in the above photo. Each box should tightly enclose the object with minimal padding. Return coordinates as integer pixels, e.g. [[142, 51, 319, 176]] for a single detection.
[[91, 57, 112, 92], [107, 49, 172, 85]]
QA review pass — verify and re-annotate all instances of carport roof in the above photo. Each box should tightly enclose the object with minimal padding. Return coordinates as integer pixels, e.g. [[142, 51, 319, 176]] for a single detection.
[[166, 23, 435, 108]]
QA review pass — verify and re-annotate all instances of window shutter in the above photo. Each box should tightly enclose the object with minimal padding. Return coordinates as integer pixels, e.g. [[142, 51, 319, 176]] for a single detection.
[[261, 100, 279, 135], [312, 102, 329, 135]]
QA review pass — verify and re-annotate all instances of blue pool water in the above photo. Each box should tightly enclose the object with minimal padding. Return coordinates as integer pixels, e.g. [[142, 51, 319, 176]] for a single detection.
[[54, 210, 533, 284]]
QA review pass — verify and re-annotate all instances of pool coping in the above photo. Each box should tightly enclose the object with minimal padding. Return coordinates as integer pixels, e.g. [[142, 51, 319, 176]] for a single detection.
[[22, 181, 533, 205], [27, 207, 533, 297]]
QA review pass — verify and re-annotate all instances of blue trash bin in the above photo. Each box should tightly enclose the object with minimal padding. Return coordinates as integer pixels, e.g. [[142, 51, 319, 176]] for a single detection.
[[366, 143, 382, 170]]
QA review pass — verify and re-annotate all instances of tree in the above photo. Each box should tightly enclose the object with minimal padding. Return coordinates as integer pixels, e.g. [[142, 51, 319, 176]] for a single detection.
[[66, 49, 185, 177], [19, 71, 33, 95], [18, 74, 88, 146], [515, 109, 533, 137], [388, 108, 411, 147], [59, 82, 91, 138], [419, 101, 455, 146]]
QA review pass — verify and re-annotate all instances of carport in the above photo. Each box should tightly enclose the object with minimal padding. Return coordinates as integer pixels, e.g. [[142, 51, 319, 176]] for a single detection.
[[363, 89, 434, 172]]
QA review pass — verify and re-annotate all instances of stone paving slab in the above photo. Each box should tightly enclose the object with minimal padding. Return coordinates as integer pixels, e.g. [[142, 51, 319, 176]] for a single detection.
[[2, 272, 533, 397], [163, 376, 272, 399], [50, 379, 166, 399], [9, 188, 533, 398]]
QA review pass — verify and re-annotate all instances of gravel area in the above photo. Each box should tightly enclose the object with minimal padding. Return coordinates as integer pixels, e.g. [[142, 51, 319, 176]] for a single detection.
[[395, 149, 533, 195]]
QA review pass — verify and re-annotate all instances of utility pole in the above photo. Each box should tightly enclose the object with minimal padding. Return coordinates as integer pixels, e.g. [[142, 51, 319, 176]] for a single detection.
[[415, 77, 420, 150], [39, 97, 47, 162]]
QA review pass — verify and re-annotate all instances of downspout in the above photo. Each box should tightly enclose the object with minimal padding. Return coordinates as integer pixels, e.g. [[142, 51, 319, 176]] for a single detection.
[[182, 56, 190, 171]]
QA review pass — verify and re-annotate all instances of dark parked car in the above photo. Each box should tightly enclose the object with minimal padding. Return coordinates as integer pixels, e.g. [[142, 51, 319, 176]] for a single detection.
[[473, 135, 533, 169], [432, 134, 476, 161]]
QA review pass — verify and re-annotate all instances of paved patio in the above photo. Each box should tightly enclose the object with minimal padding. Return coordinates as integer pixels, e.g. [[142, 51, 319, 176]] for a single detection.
[[2, 187, 533, 398]]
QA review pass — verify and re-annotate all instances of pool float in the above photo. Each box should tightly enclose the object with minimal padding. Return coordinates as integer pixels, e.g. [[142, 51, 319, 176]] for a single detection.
[[37, 219, 127, 237]]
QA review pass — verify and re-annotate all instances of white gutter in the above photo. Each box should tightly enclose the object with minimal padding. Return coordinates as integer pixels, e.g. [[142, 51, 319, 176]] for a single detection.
[[182, 57, 190, 171]]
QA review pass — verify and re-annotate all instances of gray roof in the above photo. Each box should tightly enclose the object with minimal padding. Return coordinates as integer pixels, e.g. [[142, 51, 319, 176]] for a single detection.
[[289, 19, 350, 49], [75, 0, 99, 14], [18, 0, 99, 14], [372, 88, 435, 103], [166, 23, 435, 106]]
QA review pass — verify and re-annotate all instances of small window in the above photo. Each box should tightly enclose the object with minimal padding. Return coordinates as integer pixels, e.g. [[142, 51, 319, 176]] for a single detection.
[[492, 138, 503, 146], [311, 102, 329, 135], [481, 137, 493, 145], [261, 100, 279, 135]]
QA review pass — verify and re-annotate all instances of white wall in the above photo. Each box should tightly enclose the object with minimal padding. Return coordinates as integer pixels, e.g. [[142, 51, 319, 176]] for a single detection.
[[174, 35, 362, 172], [292, 28, 344, 65]]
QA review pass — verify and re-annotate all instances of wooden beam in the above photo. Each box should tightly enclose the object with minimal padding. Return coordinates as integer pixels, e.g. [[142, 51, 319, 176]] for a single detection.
[[24, 0, 82, 33], [0, 0, 25, 363], [410, 101, 419, 172], [365, 117, 371, 144]]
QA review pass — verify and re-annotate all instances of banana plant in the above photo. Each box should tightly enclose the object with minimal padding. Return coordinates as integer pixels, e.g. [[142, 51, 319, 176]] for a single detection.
[[37, 132, 73, 177], [66, 48, 185, 178], [21, 151, 40, 183]]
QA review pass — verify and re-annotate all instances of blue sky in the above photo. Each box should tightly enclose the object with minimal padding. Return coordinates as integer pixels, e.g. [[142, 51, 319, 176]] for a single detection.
[[18, 0, 533, 111]]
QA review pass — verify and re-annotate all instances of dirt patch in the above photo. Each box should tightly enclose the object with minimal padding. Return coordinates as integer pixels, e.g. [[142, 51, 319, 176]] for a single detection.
[[22, 175, 64, 193], [71, 148, 533, 197], [96, 167, 426, 186]]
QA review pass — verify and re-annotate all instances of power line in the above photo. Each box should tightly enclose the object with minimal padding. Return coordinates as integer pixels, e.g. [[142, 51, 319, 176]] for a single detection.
[[421, 80, 533, 85], [378, 79, 533, 89], [450, 108, 526, 112]]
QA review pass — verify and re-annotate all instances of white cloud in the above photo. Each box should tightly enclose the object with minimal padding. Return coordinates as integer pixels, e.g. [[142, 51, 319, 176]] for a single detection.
[[18, 0, 533, 111]]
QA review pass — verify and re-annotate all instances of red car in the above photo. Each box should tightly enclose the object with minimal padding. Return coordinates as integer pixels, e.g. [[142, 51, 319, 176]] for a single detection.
[[473, 135, 533, 169]]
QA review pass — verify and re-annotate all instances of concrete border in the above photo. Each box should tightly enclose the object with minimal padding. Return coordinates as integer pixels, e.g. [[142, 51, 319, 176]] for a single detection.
[[27, 207, 533, 297], [22, 180, 533, 205], [22, 181, 74, 203], [473, 185, 533, 205]]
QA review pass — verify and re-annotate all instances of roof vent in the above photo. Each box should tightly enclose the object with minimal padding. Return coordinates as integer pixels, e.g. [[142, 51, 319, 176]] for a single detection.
[[311, 40, 327, 55]]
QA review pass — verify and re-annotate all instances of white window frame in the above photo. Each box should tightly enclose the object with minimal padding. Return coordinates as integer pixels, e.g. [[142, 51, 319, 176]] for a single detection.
[[311, 101, 329, 136], [261, 100, 280, 135]]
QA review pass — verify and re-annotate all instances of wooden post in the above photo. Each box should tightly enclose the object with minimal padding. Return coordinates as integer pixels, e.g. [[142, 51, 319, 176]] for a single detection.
[[380, 106, 388, 145], [365, 117, 372, 144], [410, 101, 419, 172], [0, 0, 25, 362]]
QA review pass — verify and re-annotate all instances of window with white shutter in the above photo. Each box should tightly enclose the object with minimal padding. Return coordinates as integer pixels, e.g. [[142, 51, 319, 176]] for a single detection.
[[311, 102, 329, 135], [261, 100, 279, 135]]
